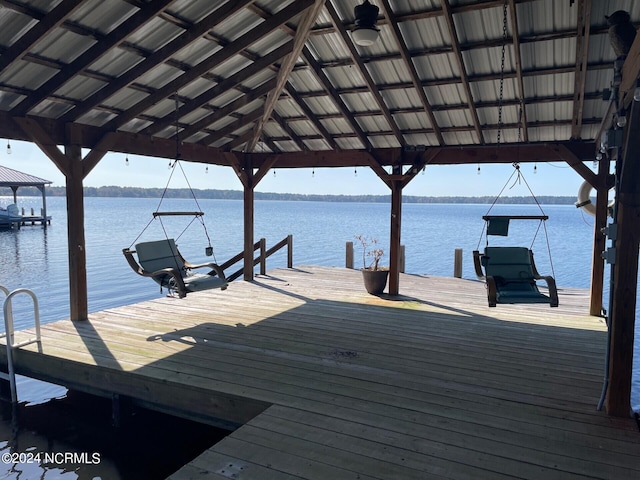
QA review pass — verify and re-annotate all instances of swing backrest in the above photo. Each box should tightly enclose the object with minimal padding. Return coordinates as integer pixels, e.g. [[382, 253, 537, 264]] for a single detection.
[[482, 246, 535, 283], [135, 239, 185, 281]]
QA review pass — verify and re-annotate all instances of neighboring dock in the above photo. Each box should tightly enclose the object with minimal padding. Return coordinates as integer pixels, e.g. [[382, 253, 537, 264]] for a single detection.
[[1, 266, 639, 479]]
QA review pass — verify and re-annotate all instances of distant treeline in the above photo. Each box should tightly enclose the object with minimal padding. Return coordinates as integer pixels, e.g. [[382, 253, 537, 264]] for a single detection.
[[2, 185, 578, 205]]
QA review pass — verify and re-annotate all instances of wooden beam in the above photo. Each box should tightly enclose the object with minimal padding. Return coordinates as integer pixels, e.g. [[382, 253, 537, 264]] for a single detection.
[[60, 0, 255, 122], [303, 46, 372, 150], [570, 0, 591, 140], [103, 0, 313, 132], [10, 0, 174, 116], [199, 107, 264, 146], [440, 0, 484, 144], [0, 0, 82, 73], [64, 125, 88, 321], [246, 0, 324, 152], [82, 132, 117, 178], [389, 178, 402, 295], [620, 31, 640, 108], [507, 0, 529, 142], [605, 99, 640, 417], [379, 0, 444, 145], [143, 42, 293, 137], [13, 117, 71, 175], [324, 1, 406, 148], [285, 83, 340, 150]]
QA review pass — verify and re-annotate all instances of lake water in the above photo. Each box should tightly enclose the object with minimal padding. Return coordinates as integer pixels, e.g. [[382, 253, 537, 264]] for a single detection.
[[0, 196, 638, 478]]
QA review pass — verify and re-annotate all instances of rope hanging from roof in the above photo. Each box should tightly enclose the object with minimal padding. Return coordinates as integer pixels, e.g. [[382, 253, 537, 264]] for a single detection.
[[128, 92, 215, 259]]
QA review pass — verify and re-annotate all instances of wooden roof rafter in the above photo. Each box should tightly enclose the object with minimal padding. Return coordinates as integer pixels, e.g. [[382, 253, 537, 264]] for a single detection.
[[142, 41, 295, 138], [10, 0, 176, 117], [440, 0, 485, 144], [571, 0, 592, 140], [507, 0, 528, 142], [245, 1, 340, 151], [302, 46, 373, 150], [0, 0, 83, 72], [378, 0, 443, 146], [245, 0, 324, 152], [57, 0, 256, 123], [324, 1, 406, 148], [101, 0, 312, 133]]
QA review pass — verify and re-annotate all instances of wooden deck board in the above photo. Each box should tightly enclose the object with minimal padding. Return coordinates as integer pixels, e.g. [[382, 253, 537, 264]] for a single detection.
[[2, 266, 639, 479]]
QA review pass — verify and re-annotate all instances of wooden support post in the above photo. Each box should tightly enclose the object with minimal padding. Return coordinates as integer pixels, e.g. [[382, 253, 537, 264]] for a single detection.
[[605, 99, 640, 417], [389, 179, 402, 295], [399, 245, 405, 273], [590, 157, 610, 316], [243, 180, 255, 281], [346, 241, 354, 269], [259, 238, 266, 275], [65, 141, 88, 321], [287, 234, 293, 268], [454, 248, 463, 278]]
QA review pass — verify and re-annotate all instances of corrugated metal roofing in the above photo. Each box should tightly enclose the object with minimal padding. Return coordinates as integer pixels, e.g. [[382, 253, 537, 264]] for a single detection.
[[0, 0, 637, 159], [0, 164, 51, 186]]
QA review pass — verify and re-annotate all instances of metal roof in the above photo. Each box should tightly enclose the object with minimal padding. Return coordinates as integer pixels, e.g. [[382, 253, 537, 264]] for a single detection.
[[0, 164, 52, 186], [0, 0, 638, 167]]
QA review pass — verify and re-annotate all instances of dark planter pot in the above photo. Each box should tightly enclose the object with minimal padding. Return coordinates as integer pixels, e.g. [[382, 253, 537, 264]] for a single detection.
[[361, 268, 389, 295]]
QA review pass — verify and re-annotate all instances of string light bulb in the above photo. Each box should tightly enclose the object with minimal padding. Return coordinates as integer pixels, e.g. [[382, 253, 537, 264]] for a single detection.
[[477, 165, 481, 175], [422, 166, 426, 175], [125, 155, 129, 166], [312, 167, 315, 178], [205, 165, 208, 174], [533, 163, 537, 174], [6, 140, 11, 154], [354, 167, 357, 177]]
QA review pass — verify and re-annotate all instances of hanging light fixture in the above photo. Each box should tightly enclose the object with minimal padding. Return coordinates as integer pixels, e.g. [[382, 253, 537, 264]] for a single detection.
[[352, 0, 380, 46]]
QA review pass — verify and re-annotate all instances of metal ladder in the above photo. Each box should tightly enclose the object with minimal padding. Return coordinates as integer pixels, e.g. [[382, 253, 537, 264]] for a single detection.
[[0, 286, 42, 403]]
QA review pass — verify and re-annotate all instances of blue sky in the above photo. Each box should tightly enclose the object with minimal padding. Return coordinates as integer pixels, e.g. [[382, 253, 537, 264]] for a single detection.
[[3, 139, 594, 198]]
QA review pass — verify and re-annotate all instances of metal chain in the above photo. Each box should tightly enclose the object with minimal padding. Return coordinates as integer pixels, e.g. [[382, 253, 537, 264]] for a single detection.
[[496, 0, 508, 145]]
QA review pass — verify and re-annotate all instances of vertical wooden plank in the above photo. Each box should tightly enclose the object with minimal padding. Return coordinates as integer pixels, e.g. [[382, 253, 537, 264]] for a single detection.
[[454, 248, 463, 278], [346, 241, 354, 269], [259, 238, 266, 275], [389, 179, 402, 295], [64, 139, 88, 321], [605, 99, 640, 417], [287, 234, 293, 268], [589, 157, 610, 315]]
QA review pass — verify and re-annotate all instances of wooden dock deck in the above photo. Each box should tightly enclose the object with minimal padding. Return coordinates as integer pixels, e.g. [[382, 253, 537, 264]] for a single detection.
[[2, 266, 640, 479]]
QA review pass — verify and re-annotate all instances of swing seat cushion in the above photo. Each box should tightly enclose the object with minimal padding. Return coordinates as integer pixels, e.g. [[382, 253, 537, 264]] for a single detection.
[[481, 247, 558, 306], [126, 239, 227, 297]]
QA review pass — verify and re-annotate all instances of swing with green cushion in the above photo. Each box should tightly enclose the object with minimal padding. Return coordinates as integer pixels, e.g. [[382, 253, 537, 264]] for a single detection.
[[122, 93, 227, 297], [472, 165, 559, 308]]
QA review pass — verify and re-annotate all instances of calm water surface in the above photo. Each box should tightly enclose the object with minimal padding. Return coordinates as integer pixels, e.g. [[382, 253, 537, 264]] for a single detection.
[[0, 196, 638, 478]]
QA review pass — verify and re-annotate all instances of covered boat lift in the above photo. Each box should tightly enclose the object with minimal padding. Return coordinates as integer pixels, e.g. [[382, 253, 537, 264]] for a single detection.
[[0, 164, 52, 226]]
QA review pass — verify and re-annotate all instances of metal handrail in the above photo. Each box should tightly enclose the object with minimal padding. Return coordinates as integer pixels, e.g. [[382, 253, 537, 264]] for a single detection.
[[0, 287, 42, 403]]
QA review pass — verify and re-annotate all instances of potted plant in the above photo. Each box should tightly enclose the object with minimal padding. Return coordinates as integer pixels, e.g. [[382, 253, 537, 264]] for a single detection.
[[355, 235, 389, 295]]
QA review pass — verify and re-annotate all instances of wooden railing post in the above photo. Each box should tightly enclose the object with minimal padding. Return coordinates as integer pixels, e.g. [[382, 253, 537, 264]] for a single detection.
[[259, 238, 266, 275], [287, 234, 293, 268], [346, 241, 354, 269], [399, 245, 405, 273]]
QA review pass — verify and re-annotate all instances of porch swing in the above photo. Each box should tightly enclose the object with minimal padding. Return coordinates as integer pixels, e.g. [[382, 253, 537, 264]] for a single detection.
[[471, 2, 556, 308], [472, 164, 558, 307], [122, 94, 227, 298]]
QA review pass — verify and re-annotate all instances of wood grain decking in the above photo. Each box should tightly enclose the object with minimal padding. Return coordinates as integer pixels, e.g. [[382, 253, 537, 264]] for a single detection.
[[2, 266, 639, 479]]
